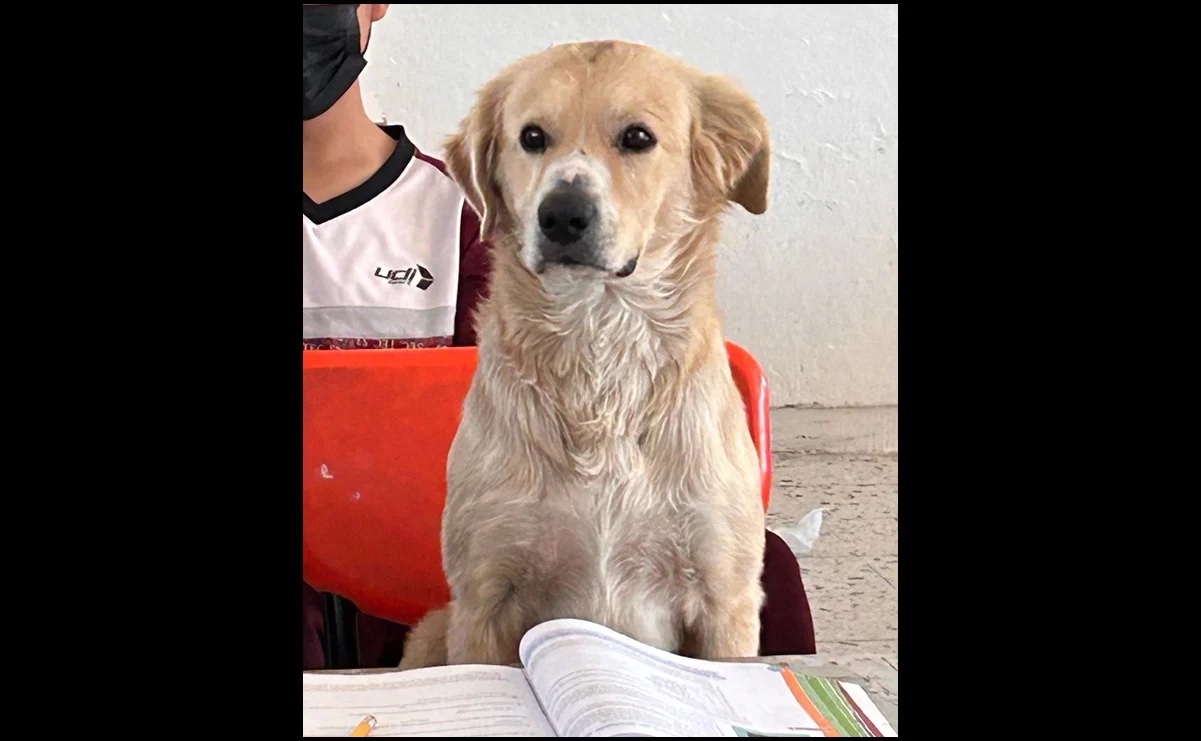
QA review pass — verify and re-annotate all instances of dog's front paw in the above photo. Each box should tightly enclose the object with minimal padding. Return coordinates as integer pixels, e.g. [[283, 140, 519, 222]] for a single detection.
[[688, 597, 763, 660], [399, 607, 450, 669]]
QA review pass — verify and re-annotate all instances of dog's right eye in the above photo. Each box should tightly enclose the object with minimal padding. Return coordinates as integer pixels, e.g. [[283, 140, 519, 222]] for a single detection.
[[520, 125, 548, 153], [619, 125, 657, 153]]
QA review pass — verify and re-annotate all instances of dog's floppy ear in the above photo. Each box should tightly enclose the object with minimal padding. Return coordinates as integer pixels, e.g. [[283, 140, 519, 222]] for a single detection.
[[691, 75, 771, 215], [444, 76, 509, 240]]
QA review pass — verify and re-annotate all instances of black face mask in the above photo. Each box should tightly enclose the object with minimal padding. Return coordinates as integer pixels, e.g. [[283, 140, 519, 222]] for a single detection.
[[303, 5, 370, 121]]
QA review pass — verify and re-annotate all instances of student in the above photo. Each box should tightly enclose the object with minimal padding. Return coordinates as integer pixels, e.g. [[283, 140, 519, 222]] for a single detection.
[[303, 3, 488, 351], [302, 3, 815, 669]]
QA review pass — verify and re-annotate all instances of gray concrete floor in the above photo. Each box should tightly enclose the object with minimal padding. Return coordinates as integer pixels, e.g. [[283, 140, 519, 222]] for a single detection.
[[766, 406, 898, 707]]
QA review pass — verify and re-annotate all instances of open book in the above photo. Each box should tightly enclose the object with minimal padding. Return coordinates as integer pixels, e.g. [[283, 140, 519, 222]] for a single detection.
[[303, 618, 896, 737]]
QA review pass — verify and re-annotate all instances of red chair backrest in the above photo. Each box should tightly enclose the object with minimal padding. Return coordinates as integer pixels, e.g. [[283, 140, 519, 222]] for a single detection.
[[303, 342, 772, 626]]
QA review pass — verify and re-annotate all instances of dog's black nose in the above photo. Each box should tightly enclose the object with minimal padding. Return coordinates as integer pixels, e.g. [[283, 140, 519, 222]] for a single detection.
[[538, 186, 596, 246]]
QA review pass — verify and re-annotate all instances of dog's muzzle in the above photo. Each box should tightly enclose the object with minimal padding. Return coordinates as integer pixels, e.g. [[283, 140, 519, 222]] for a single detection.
[[536, 182, 607, 272]]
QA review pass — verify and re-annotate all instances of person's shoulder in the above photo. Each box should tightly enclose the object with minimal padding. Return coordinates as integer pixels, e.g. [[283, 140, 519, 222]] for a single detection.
[[378, 124, 479, 244], [403, 138, 479, 239], [409, 149, 474, 235]]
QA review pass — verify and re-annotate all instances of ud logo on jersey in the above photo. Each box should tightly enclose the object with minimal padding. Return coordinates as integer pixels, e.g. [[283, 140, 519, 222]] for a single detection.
[[374, 265, 434, 290]]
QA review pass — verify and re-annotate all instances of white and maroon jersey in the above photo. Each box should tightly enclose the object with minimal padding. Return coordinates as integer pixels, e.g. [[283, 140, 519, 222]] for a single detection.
[[303, 125, 490, 350]]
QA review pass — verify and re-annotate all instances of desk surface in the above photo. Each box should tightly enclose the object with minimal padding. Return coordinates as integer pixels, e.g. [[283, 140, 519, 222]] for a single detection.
[[307, 654, 900, 732]]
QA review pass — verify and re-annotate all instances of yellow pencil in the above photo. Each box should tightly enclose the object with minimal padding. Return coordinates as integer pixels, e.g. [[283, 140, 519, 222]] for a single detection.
[[347, 715, 377, 737]]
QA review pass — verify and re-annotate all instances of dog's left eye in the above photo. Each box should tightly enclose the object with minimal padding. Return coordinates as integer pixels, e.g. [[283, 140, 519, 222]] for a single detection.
[[619, 125, 656, 153], [520, 125, 548, 153]]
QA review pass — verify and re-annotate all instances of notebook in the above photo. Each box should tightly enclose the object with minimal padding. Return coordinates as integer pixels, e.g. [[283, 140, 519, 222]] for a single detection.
[[303, 618, 896, 737]]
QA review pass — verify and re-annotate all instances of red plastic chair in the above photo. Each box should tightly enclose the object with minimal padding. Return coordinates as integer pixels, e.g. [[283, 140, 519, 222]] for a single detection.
[[303, 342, 773, 661]]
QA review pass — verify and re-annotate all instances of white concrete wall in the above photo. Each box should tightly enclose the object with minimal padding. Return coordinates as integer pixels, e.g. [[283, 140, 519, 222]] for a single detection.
[[362, 4, 898, 407]]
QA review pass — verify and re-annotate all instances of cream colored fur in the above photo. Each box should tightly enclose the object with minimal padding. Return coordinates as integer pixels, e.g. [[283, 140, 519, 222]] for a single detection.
[[400, 40, 772, 669]]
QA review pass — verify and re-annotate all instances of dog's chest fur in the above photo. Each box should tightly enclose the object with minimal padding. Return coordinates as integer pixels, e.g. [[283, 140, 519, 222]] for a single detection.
[[521, 473, 698, 651], [449, 282, 718, 652]]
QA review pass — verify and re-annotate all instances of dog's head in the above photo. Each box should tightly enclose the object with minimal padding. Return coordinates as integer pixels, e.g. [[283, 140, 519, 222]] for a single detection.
[[445, 41, 771, 282]]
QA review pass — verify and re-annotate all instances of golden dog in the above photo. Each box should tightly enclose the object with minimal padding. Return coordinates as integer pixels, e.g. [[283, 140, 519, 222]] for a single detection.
[[401, 40, 771, 669]]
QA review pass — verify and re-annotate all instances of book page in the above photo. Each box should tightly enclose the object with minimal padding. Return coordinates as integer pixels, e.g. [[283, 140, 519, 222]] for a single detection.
[[303, 665, 556, 737], [519, 619, 896, 737]]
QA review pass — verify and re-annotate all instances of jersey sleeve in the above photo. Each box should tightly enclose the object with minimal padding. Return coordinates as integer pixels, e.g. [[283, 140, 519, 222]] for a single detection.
[[453, 203, 492, 347]]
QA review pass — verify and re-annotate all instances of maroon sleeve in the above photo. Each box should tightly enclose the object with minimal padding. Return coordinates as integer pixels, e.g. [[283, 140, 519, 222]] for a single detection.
[[411, 149, 491, 348], [453, 203, 491, 347]]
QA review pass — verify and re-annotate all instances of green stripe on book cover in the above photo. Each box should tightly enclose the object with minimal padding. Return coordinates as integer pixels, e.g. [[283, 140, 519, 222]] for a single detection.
[[795, 674, 882, 737]]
